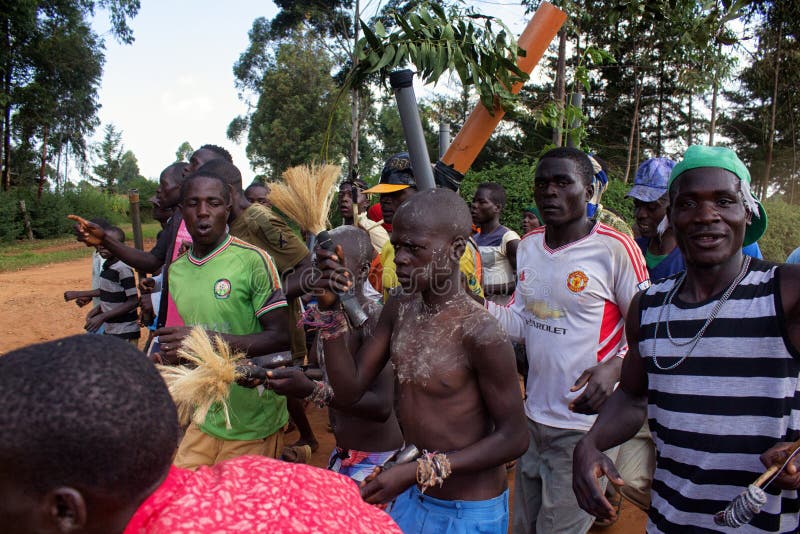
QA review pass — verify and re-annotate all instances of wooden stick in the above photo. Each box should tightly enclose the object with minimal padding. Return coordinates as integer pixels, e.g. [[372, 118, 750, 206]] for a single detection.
[[753, 438, 800, 488]]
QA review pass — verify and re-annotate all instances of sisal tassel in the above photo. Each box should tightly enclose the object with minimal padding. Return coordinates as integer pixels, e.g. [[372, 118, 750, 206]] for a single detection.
[[157, 328, 245, 429], [269, 163, 340, 235]]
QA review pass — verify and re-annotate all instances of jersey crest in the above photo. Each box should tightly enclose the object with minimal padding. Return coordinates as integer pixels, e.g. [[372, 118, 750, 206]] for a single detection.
[[214, 278, 232, 299], [566, 270, 589, 293]]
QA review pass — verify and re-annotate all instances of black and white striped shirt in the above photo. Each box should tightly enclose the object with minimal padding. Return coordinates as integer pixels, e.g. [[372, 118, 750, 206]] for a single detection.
[[639, 259, 800, 533], [99, 258, 139, 339]]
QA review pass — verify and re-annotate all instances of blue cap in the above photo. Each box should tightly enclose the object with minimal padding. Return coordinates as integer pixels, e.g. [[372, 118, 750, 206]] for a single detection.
[[626, 158, 676, 202]]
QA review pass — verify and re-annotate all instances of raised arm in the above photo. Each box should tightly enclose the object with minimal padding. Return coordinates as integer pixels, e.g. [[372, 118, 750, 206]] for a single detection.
[[70, 215, 165, 274], [320, 301, 395, 407], [572, 291, 649, 522]]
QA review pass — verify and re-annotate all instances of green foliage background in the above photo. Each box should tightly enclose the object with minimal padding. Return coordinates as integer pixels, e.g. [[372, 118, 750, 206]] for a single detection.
[[458, 164, 636, 237], [0, 185, 157, 243], [758, 199, 800, 262]]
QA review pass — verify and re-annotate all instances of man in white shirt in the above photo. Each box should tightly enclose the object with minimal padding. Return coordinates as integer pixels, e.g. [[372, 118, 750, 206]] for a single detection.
[[487, 147, 649, 533]]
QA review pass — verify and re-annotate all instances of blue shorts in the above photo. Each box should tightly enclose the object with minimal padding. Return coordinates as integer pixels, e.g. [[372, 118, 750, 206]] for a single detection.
[[389, 485, 509, 533]]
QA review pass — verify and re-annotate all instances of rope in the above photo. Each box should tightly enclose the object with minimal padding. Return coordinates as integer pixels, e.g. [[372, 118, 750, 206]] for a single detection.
[[714, 485, 767, 528]]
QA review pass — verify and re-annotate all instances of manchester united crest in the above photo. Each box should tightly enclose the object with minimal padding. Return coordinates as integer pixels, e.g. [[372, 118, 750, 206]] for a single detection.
[[566, 270, 589, 293]]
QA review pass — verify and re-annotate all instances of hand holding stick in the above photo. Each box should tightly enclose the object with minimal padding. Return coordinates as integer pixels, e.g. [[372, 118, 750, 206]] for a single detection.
[[714, 438, 800, 528]]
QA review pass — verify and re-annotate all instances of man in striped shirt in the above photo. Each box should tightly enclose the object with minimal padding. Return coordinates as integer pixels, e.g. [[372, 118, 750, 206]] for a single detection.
[[574, 145, 800, 533], [487, 147, 650, 533]]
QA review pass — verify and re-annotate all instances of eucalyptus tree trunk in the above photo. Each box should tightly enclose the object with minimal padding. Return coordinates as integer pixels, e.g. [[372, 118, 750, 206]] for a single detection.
[[1, 18, 9, 191], [37, 124, 48, 199], [762, 21, 782, 198], [687, 90, 693, 147], [709, 43, 721, 146], [348, 0, 361, 178], [552, 29, 567, 147], [656, 58, 664, 157], [623, 76, 642, 183]]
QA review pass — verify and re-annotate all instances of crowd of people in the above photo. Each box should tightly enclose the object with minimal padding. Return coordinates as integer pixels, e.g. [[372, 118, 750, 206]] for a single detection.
[[2, 143, 799, 533]]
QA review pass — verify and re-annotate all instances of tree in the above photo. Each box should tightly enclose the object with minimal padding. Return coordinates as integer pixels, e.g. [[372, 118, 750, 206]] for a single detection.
[[720, 0, 800, 201], [1, 0, 139, 191], [13, 17, 104, 197], [117, 150, 144, 190], [229, 29, 349, 177], [175, 141, 193, 162], [267, 0, 364, 178], [91, 124, 124, 192]]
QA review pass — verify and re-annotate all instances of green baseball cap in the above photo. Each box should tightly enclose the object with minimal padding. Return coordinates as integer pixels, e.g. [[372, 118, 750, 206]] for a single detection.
[[669, 145, 767, 246]]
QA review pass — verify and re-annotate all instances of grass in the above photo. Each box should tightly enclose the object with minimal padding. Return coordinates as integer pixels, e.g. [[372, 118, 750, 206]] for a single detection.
[[0, 248, 95, 272], [0, 221, 161, 272]]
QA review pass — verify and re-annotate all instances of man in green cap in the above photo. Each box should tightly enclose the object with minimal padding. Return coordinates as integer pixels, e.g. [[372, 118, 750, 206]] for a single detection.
[[572, 145, 800, 532]]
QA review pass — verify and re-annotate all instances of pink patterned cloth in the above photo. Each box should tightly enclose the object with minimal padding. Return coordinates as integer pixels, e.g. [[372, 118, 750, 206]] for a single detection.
[[164, 219, 192, 328], [124, 456, 400, 533]]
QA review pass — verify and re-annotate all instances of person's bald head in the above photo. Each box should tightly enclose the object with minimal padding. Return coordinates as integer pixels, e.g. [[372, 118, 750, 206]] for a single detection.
[[184, 144, 233, 176], [328, 226, 374, 283], [197, 160, 242, 192], [394, 188, 472, 242], [157, 162, 189, 208]]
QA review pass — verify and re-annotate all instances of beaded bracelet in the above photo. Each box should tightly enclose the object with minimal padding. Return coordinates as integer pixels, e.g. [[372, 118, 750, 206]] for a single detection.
[[299, 306, 349, 340], [416, 450, 452, 493], [305, 380, 334, 408]]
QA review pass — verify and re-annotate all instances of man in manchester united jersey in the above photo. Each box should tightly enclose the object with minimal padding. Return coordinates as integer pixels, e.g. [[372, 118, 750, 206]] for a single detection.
[[487, 147, 650, 533]]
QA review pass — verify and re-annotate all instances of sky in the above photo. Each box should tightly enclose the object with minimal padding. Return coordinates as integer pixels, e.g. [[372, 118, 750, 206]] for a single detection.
[[91, 0, 531, 181]]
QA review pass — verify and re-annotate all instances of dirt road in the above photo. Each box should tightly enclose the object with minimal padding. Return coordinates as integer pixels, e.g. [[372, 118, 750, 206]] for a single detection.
[[0, 256, 100, 353]]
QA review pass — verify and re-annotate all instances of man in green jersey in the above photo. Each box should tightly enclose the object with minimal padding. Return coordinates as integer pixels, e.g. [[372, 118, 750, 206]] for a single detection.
[[192, 158, 321, 454], [159, 171, 291, 469]]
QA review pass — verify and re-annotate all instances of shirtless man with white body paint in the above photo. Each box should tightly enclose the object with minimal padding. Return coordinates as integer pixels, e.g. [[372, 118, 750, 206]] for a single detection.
[[304, 188, 528, 533]]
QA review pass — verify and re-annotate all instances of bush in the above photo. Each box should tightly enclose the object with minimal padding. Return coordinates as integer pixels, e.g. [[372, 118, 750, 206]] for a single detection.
[[460, 163, 536, 235], [0, 186, 133, 242], [758, 198, 800, 262], [600, 179, 636, 228], [0, 193, 23, 242]]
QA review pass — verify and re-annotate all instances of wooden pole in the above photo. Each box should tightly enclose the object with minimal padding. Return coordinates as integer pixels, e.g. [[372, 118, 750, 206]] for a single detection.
[[128, 188, 145, 279], [19, 200, 33, 240]]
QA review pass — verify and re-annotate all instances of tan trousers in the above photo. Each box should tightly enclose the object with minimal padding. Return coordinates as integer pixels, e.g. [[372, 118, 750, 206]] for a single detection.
[[611, 422, 655, 510], [512, 418, 619, 534], [173, 422, 284, 470]]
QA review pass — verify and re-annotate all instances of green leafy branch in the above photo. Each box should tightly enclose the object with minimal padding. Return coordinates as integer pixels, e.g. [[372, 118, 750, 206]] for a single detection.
[[347, 2, 529, 113]]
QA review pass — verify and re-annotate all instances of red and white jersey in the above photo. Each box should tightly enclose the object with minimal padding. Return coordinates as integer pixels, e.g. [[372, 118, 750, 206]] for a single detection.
[[487, 223, 649, 431]]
